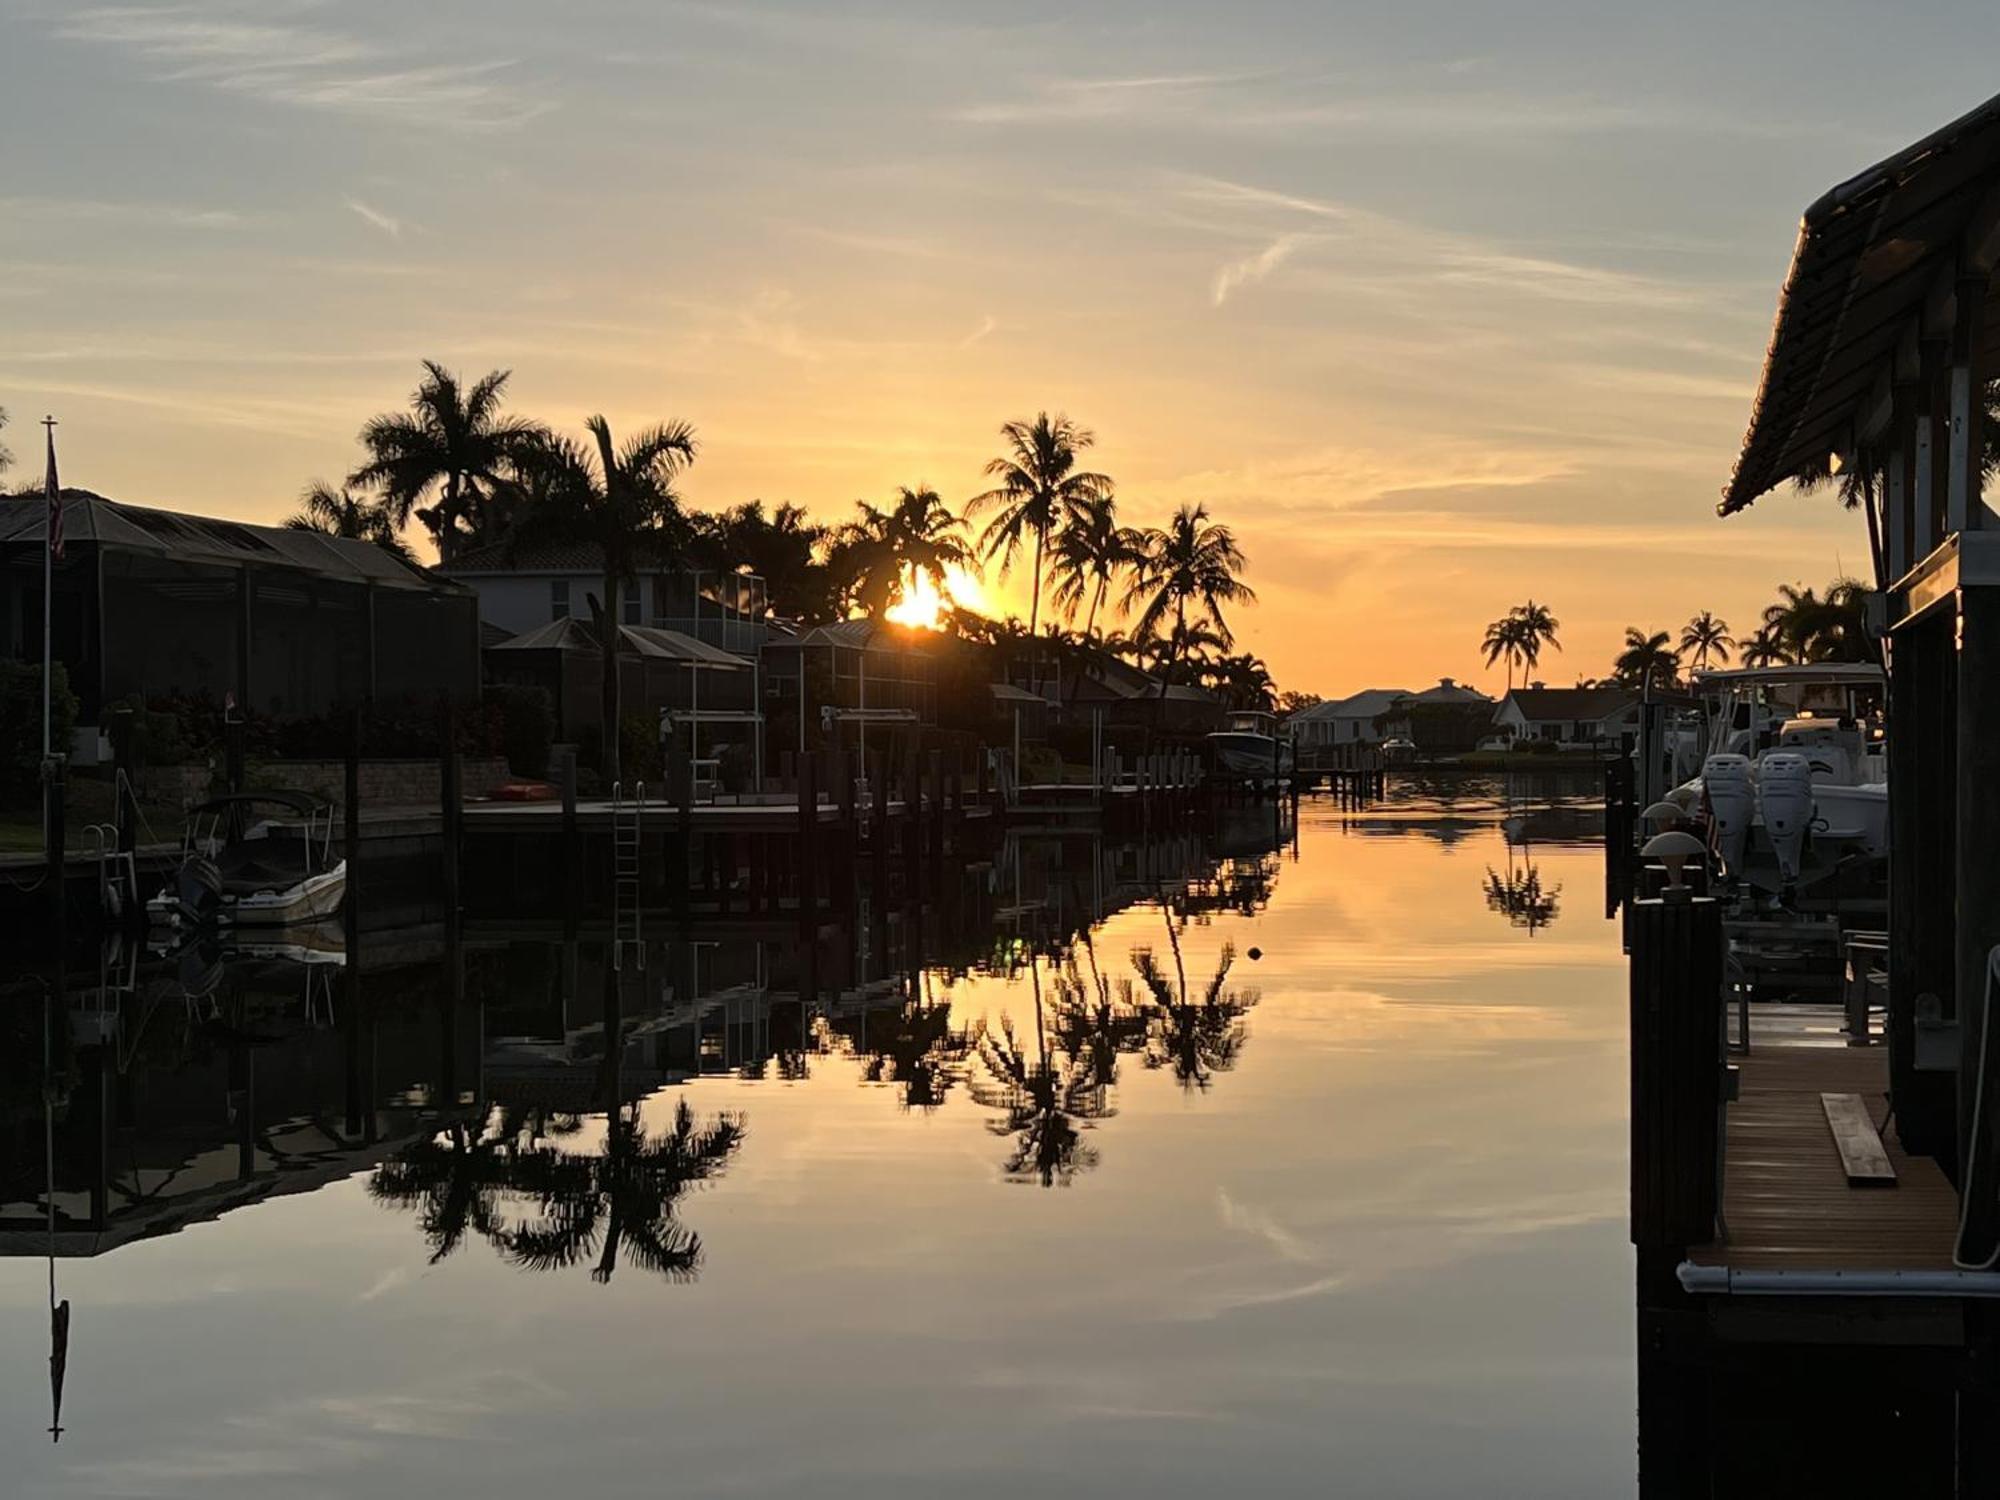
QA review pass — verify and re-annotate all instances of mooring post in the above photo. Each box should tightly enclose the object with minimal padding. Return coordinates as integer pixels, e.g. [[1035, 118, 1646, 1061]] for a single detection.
[[927, 749, 945, 868], [797, 751, 819, 1002], [342, 705, 366, 1139], [555, 743, 579, 926], [1629, 894, 1724, 1253], [671, 738, 692, 925]]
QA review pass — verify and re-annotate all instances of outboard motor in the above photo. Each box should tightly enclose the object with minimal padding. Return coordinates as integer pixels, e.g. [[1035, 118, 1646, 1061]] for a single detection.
[[1702, 754, 1753, 882], [1758, 751, 1814, 893], [175, 852, 224, 926]]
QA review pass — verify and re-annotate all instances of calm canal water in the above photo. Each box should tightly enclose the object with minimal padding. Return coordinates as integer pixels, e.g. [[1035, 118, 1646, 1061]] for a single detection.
[[3, 773, 1634, 1498]]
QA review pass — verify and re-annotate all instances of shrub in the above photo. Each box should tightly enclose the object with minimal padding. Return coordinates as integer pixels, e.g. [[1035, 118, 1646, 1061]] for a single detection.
[[0, 660, 78, 805]]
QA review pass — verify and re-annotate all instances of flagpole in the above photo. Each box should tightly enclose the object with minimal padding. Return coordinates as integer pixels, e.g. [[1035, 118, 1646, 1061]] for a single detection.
[[41, 416, 57, 764]]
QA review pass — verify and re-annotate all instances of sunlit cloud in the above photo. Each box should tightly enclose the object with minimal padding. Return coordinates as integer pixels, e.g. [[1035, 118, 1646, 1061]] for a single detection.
[[1212, 233, 1309, 306], [343, 198, 401, 239], [953, 69, 1277, 124], [960, 314, 998, 347]]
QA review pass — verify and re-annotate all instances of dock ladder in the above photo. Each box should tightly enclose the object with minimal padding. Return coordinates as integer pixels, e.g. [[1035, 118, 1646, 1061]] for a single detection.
[[611, 780, 647, 971]]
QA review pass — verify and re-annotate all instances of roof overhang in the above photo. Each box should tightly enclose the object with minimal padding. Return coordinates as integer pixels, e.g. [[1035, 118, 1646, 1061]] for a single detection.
[[1724, 90, 2000, 514]]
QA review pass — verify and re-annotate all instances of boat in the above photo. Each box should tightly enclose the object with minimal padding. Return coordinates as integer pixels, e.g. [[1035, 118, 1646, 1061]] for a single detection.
[[1662, 665, 1886, 897], [146, 792, 347, 929], [1206, 711, 1295, 781]]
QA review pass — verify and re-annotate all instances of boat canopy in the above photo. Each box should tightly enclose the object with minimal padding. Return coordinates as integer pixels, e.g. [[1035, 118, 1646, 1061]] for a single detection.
[[1693, 663, 1884, 688]]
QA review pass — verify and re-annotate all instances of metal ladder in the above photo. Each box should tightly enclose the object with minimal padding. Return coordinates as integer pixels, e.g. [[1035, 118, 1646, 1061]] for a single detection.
[[611, 780, 646, 971]]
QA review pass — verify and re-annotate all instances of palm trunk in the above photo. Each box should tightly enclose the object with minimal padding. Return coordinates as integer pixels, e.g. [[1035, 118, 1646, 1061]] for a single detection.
[[601, 573, 622, 787], [1028, 528, 1044, 696]]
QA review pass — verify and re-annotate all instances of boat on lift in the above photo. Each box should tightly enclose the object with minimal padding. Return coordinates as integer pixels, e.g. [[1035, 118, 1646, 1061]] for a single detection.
[[146, 791, 347, 930], [1663, 664, 1886, 897], [1207, 710, 1295, 782]]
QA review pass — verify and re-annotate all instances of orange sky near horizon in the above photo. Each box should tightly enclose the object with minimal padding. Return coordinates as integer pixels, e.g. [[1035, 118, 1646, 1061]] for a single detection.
[[0, 0, 1950, 699]]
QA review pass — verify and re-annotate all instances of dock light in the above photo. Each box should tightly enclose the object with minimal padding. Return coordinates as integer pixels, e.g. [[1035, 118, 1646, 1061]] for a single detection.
[[1641, 830, 1707, 897], [1641, 801, 1684, 828]]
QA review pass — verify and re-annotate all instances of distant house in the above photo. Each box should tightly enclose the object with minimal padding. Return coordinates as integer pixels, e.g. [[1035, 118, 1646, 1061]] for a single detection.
[[1493, 685, 1640, 747], [1286, 688, 1411, 748], [1, 489, 479, 753], [1030, 648, 1224, 732], [1376, 678, 1494, 744], [437, 539, 770, 657]]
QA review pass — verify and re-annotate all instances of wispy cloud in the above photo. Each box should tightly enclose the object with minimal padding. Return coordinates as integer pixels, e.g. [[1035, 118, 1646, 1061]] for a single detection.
[[954, 69, 1277, 125], [53, 4, 549, 131], [0, 194, 241, 229], [343, 197, 401, 239], [959, 313, 998, 347], [1213, 233, 1309, 306]]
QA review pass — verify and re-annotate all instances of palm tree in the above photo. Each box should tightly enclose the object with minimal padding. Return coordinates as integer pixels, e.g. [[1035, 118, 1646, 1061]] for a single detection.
[[1678, 611, 1735, 673], [348, 361, 548, 563], [510, 417, 698, 784], [1763, 578, 1876, 664], [1613, 627, 1679, 693], [1513, 600, 1562, 677], [967, 413, 1111, 640], [838, 485, 973, 620], [285, 480, 416, 564], [691, 501, 834, 624], [1482, 614, 1527, 692], [1048, 491, 1144, 642], [1123, 503, 1256, 683], [0, 406, 11, 477], [1740, 624, 1792, 669], [504, 1098, 745, 1283]]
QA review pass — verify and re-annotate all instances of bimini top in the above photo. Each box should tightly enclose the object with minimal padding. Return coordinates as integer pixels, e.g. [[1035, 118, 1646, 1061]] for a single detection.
[[1694, 662, 1885, 688], [0, 489, 444, 589], [1723, 89, 2000, 514]]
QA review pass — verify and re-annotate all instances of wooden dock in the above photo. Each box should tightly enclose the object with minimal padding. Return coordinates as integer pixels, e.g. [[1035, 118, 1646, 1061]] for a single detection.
[[1690, 1004, 1960, 1273]]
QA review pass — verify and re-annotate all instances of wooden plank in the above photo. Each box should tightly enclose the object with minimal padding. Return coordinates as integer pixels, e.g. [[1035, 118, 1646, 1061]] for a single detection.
[[1821, 1091, 1898, 1184]]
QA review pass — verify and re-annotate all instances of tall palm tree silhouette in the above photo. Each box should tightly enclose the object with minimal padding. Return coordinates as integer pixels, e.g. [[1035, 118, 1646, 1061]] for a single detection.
[[968, 412, 1111, 641], [348, 361, 548, 563], [1124, 503, 1256, 684], [1048, 490, 1144, 642], [1678, 611, 1735, 672]]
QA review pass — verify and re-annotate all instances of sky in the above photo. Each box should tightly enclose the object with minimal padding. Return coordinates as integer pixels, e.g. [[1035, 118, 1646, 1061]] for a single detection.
[[3, 1, 1999, 697]]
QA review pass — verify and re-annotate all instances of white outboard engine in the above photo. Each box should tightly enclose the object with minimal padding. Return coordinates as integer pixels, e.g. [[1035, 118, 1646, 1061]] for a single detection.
[[1702, 754, 1754, 882], [1757, 751, 1814, 891]]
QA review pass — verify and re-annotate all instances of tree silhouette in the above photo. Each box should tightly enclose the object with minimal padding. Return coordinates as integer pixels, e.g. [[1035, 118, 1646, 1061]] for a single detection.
[[968, 412, 1110, 641], [348, 361, 547, 563]]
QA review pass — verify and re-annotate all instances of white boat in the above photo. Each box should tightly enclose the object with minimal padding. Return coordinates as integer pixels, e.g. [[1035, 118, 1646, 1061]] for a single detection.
[[1663, 665, 1886, 895], [146, 792, 347, 929], [1207, 711, 1295, 780]]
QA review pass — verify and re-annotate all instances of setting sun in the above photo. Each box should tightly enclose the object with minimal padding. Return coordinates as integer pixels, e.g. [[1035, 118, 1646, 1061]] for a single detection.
[[884, 563, 986, 630]]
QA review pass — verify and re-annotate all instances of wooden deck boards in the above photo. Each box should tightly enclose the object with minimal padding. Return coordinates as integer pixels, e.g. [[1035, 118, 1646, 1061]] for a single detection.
[[1691, 1007, 1961, 1271]]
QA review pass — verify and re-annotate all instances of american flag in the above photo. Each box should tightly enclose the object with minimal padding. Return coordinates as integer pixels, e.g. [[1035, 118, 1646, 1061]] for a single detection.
[[43, 417, 62, 563]]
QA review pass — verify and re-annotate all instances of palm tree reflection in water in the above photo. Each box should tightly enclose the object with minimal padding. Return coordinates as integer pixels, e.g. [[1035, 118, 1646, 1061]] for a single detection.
[[1483, 856, 1562, 936], [968, 901, 1258, 1184], [371, 966, 745, 1285]]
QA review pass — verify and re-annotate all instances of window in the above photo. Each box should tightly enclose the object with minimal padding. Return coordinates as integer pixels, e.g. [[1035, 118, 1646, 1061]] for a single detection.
[[622, 588, 641, 625], [550, 579, 570, 620]]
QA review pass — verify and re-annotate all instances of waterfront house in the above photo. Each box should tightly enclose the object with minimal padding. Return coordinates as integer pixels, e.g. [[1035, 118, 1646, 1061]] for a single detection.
[[0, 489, 479, 757], [1286, 688, 1411, 748], [437, 539, 769, 657], [1492, 685, 1639, 748]]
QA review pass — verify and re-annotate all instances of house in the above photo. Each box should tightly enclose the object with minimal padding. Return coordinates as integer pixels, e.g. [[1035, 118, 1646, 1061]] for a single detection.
[[1025, 647, 1224, 732], [437, 539, 770, 657], [1, 489, 479, 752], [1286, 688, 1411, 748], [1492, 685, 1640, 747], [1378, 678, 1497, 754]]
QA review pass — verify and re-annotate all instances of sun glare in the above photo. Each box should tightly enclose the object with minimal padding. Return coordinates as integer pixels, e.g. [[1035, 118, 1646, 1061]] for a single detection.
[[884, 564, 985, 630]]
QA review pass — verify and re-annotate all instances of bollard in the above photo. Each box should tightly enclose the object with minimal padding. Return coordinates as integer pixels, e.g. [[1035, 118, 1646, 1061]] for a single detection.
[[1628, 895, 1724, 1250]]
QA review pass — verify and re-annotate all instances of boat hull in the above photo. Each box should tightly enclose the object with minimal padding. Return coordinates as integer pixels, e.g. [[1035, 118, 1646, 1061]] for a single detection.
[[1208, 733, 1294, 779]]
